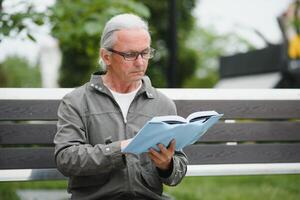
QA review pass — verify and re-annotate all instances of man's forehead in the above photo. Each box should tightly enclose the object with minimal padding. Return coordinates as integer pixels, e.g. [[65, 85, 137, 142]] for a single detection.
[[114, 28, 151, 50], [116, 28, 149, 38]]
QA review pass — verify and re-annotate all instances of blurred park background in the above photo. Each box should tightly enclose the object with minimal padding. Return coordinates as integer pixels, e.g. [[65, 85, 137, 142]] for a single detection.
[[0, 0, 300, 199]]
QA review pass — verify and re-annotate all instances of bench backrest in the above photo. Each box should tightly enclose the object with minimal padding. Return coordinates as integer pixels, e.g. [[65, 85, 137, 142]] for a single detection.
[[0, 88, 300, 180]]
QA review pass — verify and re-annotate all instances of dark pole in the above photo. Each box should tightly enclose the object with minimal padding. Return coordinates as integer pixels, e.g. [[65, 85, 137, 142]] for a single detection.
[[168, 0, 177, 88]]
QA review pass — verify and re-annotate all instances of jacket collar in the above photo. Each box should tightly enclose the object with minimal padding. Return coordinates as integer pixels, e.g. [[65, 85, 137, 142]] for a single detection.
[[89, 71, 155, 99]]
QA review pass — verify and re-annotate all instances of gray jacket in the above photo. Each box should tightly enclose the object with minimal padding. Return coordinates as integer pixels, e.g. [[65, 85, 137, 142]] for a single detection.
[[54, 72, 188, 200]]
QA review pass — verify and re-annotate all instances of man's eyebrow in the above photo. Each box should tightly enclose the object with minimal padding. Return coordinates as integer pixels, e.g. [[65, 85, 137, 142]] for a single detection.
[[141, 47, 151, 52]]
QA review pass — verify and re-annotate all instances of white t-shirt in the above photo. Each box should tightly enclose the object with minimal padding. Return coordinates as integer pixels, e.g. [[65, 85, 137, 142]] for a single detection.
[[108, 84, 141, 123]]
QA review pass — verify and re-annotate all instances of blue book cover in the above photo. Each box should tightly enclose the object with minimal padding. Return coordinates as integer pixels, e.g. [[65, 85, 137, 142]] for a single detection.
[[122, 110, 223, 154]]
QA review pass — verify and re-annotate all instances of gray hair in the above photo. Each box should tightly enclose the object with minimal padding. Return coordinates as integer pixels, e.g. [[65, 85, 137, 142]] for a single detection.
[[99, 13, 150, 70]]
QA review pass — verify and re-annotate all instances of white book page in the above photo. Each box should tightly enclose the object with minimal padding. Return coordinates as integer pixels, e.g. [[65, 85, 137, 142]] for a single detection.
[[150, 115, 187, 123], [186, 110, 218, 122]]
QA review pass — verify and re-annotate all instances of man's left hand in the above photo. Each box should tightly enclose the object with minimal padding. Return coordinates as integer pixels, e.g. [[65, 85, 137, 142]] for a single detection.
[[148, 139, 176, 170]]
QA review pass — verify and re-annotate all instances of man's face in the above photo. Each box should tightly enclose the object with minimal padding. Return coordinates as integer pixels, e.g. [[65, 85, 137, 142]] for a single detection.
[[106, 28, 151, 83]]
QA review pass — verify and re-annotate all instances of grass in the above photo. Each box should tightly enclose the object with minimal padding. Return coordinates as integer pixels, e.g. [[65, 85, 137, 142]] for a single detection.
[[0, 175, 299, 200], [165, 175, 300, 200], [0, 180, 67, 200]]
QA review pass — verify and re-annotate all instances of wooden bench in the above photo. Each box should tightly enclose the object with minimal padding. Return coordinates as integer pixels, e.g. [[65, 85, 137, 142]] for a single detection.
[[1, 88, 300, 182]]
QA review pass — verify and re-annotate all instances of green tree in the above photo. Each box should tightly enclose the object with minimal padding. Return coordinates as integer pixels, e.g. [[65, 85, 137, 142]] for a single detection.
[[0, 56, 41, 87], [140, 0, 197, 87], [0, 0, 45, 42]]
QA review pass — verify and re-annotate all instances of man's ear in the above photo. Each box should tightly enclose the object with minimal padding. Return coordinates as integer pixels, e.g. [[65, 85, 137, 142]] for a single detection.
[[100, 48, 111, 66]]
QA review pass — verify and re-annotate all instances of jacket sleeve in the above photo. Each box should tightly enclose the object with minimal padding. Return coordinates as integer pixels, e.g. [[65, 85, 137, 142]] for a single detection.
[[157, 151, 188, 186], [54, 96, 126, 177]]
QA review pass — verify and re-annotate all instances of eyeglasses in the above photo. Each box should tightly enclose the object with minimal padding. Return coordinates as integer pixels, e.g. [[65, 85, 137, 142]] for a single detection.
[[106, 48, 156, 61]]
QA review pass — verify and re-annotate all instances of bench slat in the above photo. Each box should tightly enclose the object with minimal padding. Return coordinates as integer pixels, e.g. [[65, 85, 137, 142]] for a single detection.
[[175, 100, 300, 119], [0, 100, 60, 120], [184, 143, 300, 164], [1, 144, 300, 169], [0, 124, 56, 144], [0, 169, 66, 182], [1, 122, 300, 145], [200, 121, 300, 142], [186, 163, 300, 176], [1, 100, 300, 120], [0, 147, 55, 169]]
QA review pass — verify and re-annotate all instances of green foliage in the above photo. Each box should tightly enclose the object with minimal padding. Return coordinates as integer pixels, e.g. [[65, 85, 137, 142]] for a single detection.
[[0, 183, 19, 200], [182, 26, 255, 88], [0, 56, 41, 87], [0, 1, 45, 42], [140, 0, 197, 87]]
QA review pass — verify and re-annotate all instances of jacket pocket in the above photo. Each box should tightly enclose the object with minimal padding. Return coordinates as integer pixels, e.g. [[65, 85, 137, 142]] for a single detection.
[[139, 157, 163, 195], [69, 172, 111, 189], [140, 169, 163, 195]]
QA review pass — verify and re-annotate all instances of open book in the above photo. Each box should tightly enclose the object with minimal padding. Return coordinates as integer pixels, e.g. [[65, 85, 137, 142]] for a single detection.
[[122, 110, 223, 154]]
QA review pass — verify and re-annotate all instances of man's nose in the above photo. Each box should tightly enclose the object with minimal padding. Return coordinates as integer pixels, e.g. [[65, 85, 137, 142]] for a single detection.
[[134, 54, 144, 65]]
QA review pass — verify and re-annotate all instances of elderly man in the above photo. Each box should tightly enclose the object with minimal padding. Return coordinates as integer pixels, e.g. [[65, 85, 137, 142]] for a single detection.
[[54, 13, 188, 200]]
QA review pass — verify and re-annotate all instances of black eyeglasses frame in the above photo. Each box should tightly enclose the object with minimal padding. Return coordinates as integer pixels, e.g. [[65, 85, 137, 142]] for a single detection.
[[106, 48, 156, 61]]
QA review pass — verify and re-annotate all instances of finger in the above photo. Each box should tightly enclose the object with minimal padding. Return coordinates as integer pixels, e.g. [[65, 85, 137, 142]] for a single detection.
[[168, 139, 176, 153], [157, 144, 173, 161], [149, 148, 171, 165], [148, 151, 162, 164], [158, 141, 175, 156], [158, 143, 169, 155], [149, 148, 163, 160]]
